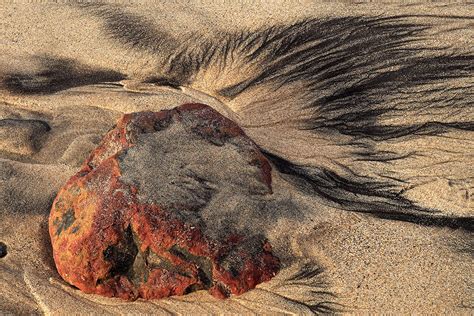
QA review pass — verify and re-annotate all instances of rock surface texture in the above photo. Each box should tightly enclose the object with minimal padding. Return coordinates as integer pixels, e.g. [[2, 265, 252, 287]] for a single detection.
[[49, 103, 280, 300]]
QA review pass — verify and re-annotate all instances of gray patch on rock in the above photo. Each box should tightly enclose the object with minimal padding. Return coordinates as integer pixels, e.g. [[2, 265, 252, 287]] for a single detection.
[[53, 208, 76, 236], [118, 120, 281, 238]]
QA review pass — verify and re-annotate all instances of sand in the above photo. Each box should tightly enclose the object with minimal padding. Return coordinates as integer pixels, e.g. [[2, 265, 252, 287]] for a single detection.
[[0, 1, 473, 314]]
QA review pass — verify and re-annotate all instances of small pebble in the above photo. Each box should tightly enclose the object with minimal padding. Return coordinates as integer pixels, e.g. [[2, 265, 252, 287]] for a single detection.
[[0, 242, 7, 258]]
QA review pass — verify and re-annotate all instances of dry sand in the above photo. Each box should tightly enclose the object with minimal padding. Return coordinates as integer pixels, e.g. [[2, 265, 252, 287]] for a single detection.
[[0, 1, 473, 314]]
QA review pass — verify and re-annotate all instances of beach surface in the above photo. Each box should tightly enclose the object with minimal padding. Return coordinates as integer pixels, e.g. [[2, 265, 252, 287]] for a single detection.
[[0, 2, 472, 314]]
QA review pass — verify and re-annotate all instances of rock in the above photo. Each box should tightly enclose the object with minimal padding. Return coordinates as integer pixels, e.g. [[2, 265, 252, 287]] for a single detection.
[[49, 103, 280, 300]]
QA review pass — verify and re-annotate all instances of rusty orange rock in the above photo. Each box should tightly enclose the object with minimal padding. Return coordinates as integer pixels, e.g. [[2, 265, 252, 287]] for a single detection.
[[49, 103, 280, 300]]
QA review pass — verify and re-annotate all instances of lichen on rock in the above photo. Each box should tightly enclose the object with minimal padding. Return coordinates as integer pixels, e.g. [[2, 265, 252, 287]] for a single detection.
[[49, 103, 280, 300]]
